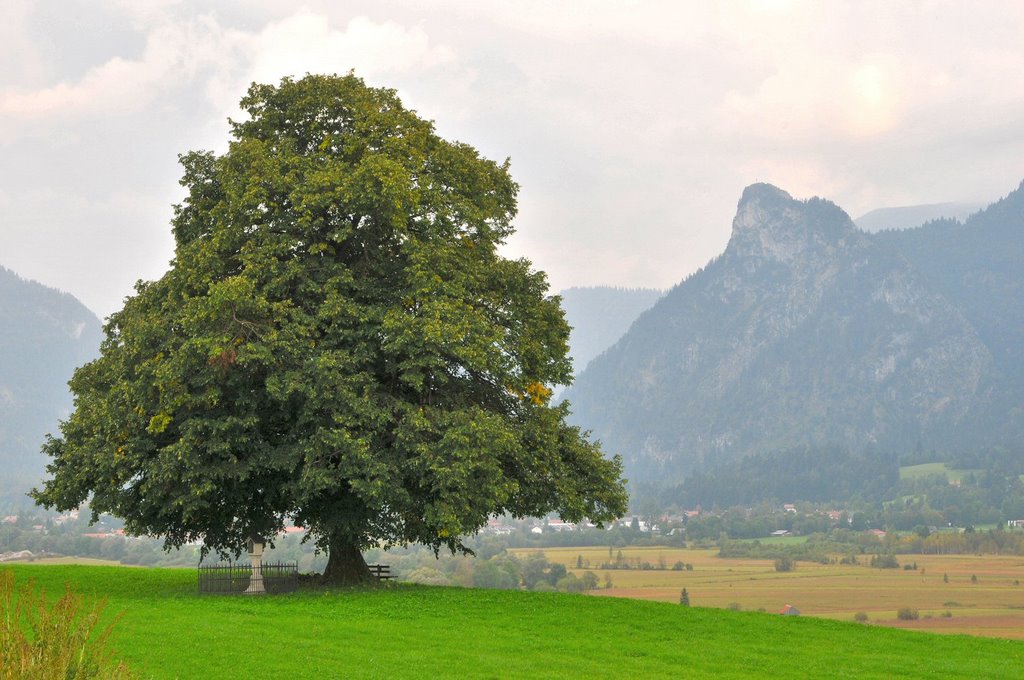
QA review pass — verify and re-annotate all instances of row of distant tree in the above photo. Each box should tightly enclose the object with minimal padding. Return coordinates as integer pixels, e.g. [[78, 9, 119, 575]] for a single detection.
[[644, 444, 1024, 530]]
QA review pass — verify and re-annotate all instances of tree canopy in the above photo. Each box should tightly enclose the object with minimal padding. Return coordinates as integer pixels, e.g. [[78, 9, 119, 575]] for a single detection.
[[33, 74, 627, 583]]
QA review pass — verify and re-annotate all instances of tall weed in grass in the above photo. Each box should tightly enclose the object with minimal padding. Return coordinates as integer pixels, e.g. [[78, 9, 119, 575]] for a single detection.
[[0, 570, 135, 679]]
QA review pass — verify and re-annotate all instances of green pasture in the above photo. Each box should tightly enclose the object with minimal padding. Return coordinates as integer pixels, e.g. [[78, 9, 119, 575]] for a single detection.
[[6, 564, 1024, 679], [899, 462, 982, 482], [734, 534, 809, 546]]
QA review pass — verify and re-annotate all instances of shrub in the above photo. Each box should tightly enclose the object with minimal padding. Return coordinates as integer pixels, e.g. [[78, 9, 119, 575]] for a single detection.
[[405, 567, 452, 586], [0, 571, 135, 679], [726, 602, 742, 612], [941, 610, 953, 618], [896, 607, 920, 621], [870, 553, 899, 569], [580, 571, 600, 592], [853, 612, 869, 622], [774, 556, 794, 572], [556, 574, 585, 593]]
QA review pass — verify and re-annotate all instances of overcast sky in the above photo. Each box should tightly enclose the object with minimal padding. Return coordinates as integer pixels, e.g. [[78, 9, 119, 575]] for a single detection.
[[3, 0, 1024, 318]]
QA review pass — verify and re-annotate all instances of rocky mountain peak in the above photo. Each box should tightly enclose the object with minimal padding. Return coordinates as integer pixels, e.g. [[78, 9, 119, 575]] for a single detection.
[[564, 181, 1024, 486], [727, 183, 857, 264]]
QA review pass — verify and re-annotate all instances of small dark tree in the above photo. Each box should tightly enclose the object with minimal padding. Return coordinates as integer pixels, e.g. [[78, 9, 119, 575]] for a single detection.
[[897, 607, 919, 621], [679, 587, 690, 606], [870, 553, 900, 569], [547, 563, 568, 585], [32, 74, 628, 585]]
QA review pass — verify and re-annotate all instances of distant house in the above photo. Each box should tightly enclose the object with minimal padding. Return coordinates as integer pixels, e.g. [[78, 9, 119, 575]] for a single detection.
[[546, 519, 576, 532], [770, 530, 792, 537], [1008, 519, 1024, 528], [53, 510, 80, 525], [780, 604, 801, 616], [480, 519, 515, 536], [783, 504, 797, 513], [867, 529, 887, 538]]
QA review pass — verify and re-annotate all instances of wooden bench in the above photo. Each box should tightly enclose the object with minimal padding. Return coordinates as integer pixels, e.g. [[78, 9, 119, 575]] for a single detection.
[[368, 564, 393, 580]]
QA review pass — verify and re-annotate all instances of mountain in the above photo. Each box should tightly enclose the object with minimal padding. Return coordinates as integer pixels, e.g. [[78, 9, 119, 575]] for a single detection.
[[854, 202, 984, 232], [0, 266, 102, 508], [877, 183, 1024, 375], [559, 286, 662, 376], [563, 183, 1024, 487]]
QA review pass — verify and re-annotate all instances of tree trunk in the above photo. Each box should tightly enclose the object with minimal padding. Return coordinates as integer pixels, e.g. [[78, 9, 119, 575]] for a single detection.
[[322, 534, 373, 585]]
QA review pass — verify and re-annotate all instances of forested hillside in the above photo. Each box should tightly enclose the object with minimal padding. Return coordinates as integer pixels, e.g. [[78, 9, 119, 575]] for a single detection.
[[0, 266, 101, 507]]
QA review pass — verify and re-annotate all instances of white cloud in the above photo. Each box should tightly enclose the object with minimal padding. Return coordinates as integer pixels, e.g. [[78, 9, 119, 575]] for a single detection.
[[203, 13, 459, 120], [4, 1, 1024, 314], [0, 0, 48, 88], [0, 15, 223, 119], [1, 10, 456, 123]]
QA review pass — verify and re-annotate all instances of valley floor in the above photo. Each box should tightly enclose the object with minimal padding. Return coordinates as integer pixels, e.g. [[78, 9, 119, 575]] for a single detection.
[[512, 546, 1024, 640]]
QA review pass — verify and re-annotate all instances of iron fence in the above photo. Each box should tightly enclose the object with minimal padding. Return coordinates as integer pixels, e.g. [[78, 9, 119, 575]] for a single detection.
[[198, 561, 298, 595]]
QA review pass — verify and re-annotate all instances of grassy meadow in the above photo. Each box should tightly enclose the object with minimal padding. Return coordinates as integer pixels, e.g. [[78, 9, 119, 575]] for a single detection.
[[512, 546, 1024, 639], [898, 462, 983, 482], [5, 563, 1024, 679]]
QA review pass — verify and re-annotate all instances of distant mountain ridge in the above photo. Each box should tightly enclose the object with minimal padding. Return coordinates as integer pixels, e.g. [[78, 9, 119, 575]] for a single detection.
[[558, 286, 662, 376], [855, 201, 984, 232], [564, 182, 1024, 486], [0, 266, 101, 507]]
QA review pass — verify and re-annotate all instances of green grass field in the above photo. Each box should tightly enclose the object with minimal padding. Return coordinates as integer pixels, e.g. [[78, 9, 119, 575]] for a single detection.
[[733, 534, 809, 546], [899, 462, 982, 482], [5, 564, 1024, 679]]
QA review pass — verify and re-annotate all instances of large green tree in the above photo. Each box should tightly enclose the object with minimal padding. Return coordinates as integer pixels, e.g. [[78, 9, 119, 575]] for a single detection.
[[33, 74, 627, 584]]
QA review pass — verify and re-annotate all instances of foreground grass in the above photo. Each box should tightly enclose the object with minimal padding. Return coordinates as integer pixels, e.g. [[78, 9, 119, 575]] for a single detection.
[[6, 564, 1024, 679], [0, 571, 135, 679]]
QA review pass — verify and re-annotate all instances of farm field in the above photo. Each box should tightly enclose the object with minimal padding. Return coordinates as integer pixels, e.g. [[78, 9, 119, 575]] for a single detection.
[[512, 546, 1024, 639], [5, 563, 1024, 679], [899, 462, 982, 482]]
